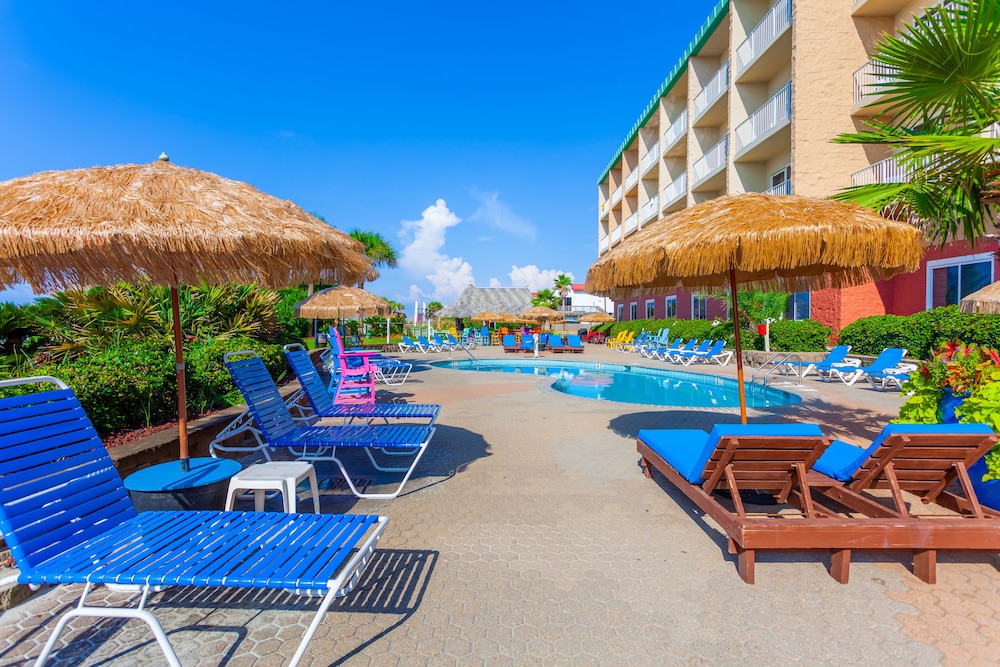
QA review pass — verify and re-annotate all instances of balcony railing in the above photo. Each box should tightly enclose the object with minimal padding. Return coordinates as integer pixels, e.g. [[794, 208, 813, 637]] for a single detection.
[[853, 60, 898, 105], [599, 236, 609, 253], [640, 141, 660, 175], [611, 185, 623, 206], [662, 172, 687, 208], [599, 200, 610, 219], [692, 62, 729, 120], [736, 0, 792, 75], [765, 180, 791, 196], [641, 195, 660, 222], [625, 170, 639, 191], [692, 136, 728, 185], [624, 212, 638, 235], [734, 82, 791, 154], [662, 110, 688, 151], [611, 226, 622, 244], [851, 155, 909, 186]]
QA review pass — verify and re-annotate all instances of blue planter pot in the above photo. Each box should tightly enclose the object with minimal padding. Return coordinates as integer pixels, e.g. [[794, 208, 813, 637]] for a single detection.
[[969, 457, 1000, 512], [938, 389, 970, 424]]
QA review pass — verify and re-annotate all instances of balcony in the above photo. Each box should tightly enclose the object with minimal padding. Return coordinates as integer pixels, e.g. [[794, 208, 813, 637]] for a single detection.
[[765, 180, 791, 196], [851, 155, 909, 186], [599, 235, 609, 254], [611, 226, 622, 246], [640, 141, 660, 175], [625, 169, 640, 192], [641, 195, 660, 223], [624, 212, 638, 236], [735, 0, 792, 81], [599, 199, 610, 220], [852, 0, 922, 16], [661, 172, 687, 210], [692, 62, 729, 125], [662, 110, 688, 155], [734, 82, 791, 160], [853, 60, 898, 111], [611, 185, 623, 206], [692, 136, 728, 189]]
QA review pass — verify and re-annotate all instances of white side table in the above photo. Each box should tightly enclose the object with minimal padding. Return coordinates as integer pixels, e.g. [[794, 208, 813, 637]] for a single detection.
[[224, 461, 320, 513]]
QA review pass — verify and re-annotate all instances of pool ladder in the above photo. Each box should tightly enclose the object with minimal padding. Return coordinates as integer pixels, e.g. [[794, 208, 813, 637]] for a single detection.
[[750, 352, 804, 391]]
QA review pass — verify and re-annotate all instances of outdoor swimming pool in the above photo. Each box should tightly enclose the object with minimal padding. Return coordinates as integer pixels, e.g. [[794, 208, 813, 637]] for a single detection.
[[432, 358, 800, 408]]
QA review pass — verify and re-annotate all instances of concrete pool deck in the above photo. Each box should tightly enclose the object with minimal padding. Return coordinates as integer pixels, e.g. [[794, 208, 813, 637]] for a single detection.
[[1, 343, 997, 665]]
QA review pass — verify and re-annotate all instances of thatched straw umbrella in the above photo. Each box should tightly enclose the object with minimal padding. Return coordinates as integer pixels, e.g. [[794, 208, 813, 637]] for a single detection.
[[471, 311, 502, 322], [0, 157, 372, 464], [520, 306, 566, 329], [586, 193, 923, 422], [294, 285, 392, 320], [579, 312, 615, 324], [960, 281, 1000, 314]]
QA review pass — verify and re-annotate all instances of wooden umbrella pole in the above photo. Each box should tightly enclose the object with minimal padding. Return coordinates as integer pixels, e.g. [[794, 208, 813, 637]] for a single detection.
[[171, 284, 190, 468], [729, 264, 748, 424]]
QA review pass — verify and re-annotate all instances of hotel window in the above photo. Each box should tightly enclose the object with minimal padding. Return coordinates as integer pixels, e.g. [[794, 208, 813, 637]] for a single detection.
[[785, 292, 810, 320], [665, 295, 677, 318], [771, 165, 791, 194], [616, 304, 624, 321], [645, 299, 656, 319], [926, 254, 994, 309], [692, 295, 708, 320], [629, 302, 638, 320]]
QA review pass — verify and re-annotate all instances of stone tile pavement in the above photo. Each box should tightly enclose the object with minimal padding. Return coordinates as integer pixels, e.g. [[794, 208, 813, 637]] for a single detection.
[[1, 343, 997, 665]]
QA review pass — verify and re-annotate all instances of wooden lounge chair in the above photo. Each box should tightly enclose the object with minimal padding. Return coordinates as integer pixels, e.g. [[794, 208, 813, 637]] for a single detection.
[[547, 334, 568, 353], [564, 334, 585, 353], [502, 334, 520, 353], [0, 376, 387, 667]]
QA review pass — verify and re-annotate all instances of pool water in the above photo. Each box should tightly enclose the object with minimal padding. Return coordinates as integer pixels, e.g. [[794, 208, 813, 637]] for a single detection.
[[431, 359, 800, 408]]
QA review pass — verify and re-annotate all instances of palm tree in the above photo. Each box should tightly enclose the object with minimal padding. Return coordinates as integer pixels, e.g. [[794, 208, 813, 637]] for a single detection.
[[831, 1, 1000, 245], [349, 230, 399, 288], [553, 274, 573, 311], [532, 289, 559, 309]]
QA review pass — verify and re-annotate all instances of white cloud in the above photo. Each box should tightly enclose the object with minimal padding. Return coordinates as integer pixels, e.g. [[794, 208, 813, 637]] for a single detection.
[[506, 266, 575, 292], [469, 190, 535, 240], [488, 277, 503, 288], [398, 199, 475, 302]]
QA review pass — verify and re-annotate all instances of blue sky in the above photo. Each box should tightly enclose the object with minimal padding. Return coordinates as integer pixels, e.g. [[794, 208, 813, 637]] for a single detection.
[[0, 1, 720, 308]]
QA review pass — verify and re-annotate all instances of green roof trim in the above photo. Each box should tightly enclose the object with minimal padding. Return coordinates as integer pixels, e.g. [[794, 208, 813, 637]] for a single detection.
[[598, 0, 730, 184]]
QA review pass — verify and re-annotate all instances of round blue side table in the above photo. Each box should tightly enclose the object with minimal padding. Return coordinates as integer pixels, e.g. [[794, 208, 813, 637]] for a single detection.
[[124, 458, 242, 512]]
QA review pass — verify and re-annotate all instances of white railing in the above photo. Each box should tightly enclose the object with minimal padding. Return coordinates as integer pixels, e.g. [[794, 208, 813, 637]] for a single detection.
[[662, 172, 687, 208], [735, 81, 791, 154], [640, 141, 660, 174], [662, 110, 688, 151], [611, 185, 623, 206], [599, 236, 609, 253], [765, 180, 791, 196], [624, 212, 638, 235], [736, 0, 792, 75], [641, 195, 659, 222], [625, 170, 640, 191], [692, 61, 729, 120], [692, 136, 728, 185], [851, 155, 909, 186], [611, 226, 622, 244], [853, 60, 898, 105], [600, 200, 610, 219]]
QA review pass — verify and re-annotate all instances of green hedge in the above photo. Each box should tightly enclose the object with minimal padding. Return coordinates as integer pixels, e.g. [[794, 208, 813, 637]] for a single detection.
[[837, 306, 1000, 359], [592, 318, 829, 352]]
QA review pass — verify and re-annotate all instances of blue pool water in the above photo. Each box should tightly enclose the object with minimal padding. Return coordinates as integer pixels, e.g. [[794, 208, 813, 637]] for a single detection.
[[431, 359, 800, 408]]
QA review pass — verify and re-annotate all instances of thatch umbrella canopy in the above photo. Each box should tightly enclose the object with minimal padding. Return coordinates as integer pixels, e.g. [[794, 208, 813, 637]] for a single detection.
[[579, 312, 615, 324], [294, 285, 392, 319], [586, 193, 923, 422], [0, 157, 372, 463], [472, 311, 503, 321], [520, 306, 566, 324], [498, 312, 523, 322], [960, 281, 1000, 314]]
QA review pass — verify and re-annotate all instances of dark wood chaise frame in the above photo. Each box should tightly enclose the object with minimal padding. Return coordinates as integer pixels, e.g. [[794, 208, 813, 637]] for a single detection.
[[638, 431, 1000, 585]]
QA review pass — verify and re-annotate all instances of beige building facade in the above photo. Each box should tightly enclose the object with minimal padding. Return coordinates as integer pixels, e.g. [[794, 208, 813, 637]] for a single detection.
[[597, 0, 997, 334]]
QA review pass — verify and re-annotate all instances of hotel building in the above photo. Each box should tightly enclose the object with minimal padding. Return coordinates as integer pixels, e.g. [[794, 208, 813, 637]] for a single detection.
[[596, 0, 998, 334]]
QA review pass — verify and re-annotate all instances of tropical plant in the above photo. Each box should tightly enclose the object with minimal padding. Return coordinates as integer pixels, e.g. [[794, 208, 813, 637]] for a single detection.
[[553, 274, 573, 310], [0, 301, 33, 355], [426, 301, 443, 318], [832, 1, 1000, 245], [349, 229, 398, 287], [532, 289, 559, 309], [734, 291, 789, 330]]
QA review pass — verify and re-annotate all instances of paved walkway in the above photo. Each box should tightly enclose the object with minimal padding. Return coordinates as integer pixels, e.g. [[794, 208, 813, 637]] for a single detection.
[[1, 344, 997, 666]]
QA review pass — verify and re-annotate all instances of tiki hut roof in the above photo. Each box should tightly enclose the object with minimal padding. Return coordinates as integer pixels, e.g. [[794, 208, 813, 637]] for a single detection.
[[960, 281, 1000, 314], [294, 285, 392, 319], [436, 286, 532, 319]]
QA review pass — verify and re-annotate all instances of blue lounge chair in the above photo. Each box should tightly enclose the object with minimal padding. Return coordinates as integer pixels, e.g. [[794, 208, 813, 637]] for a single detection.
[[775, 345, 852, 379], [864, 363, 917, 391], [417, 335, 443, 352], [284, 344, 439, 424], [677, 339, 731, 366], [668, 339, 711, 363], [502, 334, 519, 353], [519, 333, 536, 352], [398, 334, 420, 352], [564, 334, 585, 353], [225, 351, 435, 499], [0, 376, 388, 667], [823, 347, 908, 386], [661, 338, 697, 362], [547, 334, 568, 353]]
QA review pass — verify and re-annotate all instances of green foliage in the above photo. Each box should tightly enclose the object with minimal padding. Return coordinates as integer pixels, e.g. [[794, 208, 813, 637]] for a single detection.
[[532, 289, 559, 309], [276, 285, 311, 338], [838, 306, 1000, 359], [599, 317, 827, 352], [731, 291, 789, 329], [426, 301, 443, 318], [184, 336, 290, 414], [363, 315, 408, 337], [767, 319, 831, 352]]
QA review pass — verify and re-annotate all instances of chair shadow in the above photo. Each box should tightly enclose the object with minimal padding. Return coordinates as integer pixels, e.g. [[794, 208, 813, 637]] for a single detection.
[[13, 549, 437, 667]]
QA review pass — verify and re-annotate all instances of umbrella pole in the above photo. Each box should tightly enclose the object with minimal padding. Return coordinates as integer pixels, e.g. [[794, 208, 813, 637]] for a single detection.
[[171, 285, 191, 469], [729, 265, 748, 424]]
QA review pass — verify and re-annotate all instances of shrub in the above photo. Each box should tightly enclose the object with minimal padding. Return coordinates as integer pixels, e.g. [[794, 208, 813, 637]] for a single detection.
[[838, 306, 1000, 359], [767, 319, 830, 352], [185, 336, 290, 414]]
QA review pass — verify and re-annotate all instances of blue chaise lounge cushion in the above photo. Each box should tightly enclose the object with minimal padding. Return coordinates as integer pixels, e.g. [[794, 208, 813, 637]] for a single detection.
[[638, 423, 825, 484], [813, 422, 996, 482]]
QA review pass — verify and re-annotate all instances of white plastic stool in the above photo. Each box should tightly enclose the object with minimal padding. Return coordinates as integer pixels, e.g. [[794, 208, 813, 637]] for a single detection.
[[224, 461, 320, 513]]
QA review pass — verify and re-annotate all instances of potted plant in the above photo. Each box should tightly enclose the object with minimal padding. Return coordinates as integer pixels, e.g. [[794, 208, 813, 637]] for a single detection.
[[897, 342, 1000, 510]]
